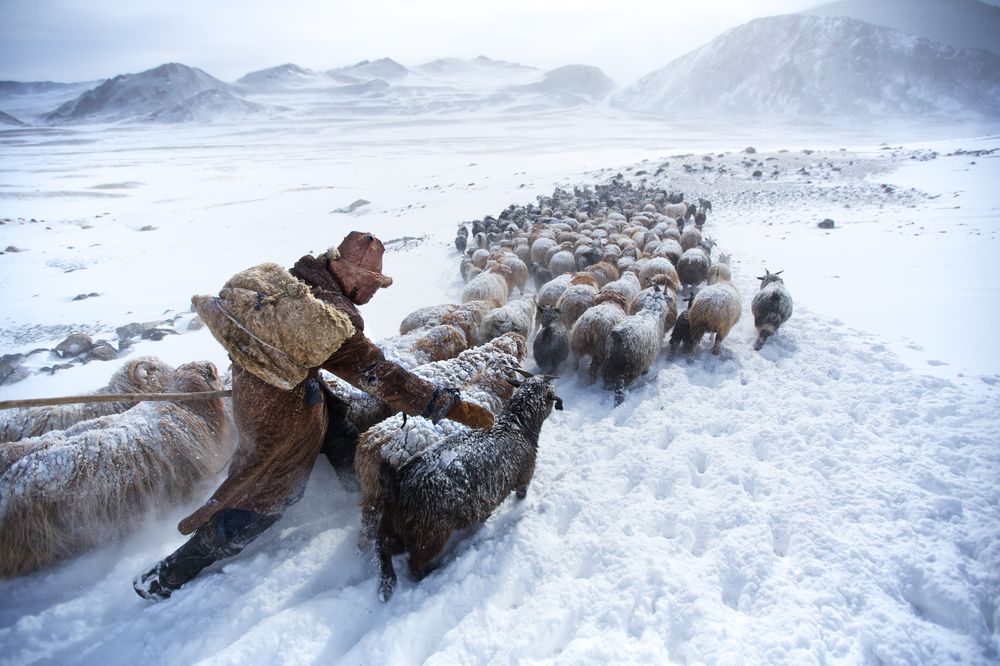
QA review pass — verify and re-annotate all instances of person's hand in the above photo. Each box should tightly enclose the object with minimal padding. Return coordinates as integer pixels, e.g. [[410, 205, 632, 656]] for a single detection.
[[446, 398, 495, 430]]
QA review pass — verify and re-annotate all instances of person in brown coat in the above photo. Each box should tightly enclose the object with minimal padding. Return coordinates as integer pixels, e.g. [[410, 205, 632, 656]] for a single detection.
[[134, 231, 494, 599]]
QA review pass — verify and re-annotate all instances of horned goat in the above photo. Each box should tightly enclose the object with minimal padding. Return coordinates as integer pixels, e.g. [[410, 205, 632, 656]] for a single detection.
[[354, 333, 528, 541], [532, 305, 569, 375], [375, 373, 561, 601], [751, 270, 793, 350]]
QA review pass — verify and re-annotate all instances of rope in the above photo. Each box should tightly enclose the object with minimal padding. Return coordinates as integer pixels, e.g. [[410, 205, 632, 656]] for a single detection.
[[0, 390, 233, 410]]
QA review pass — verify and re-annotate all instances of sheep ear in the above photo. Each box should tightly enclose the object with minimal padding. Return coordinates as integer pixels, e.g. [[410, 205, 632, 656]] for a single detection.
[[757, 275, 765, 281], [775, 270, 784, 275]]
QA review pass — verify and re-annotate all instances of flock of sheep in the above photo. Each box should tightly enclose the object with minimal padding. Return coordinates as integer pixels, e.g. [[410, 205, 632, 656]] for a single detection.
[[0, 177, 794, 599], [436, 178, 794, 404]]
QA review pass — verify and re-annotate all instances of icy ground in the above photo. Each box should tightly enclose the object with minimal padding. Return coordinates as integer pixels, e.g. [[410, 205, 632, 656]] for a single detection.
[[0, 112, 998, 664]]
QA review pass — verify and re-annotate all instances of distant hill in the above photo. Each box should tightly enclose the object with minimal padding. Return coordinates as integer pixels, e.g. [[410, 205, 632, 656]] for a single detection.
[[236, 63, 324, 91], [329, 58, 409, 80], [0, 110, 27, 126], [806, 0, 1000, 57], [147, 89, 270, 123], [43, 63, 236, 123], [416, 56, 536, 76], [515, 65, 615, 101], [612, 14, 1000, 120]]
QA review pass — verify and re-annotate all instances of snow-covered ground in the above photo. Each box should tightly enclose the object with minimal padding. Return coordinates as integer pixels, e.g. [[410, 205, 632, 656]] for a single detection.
[[1, 109, 998, 664]]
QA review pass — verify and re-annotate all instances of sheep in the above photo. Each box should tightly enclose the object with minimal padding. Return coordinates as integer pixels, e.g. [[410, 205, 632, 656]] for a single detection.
[[663, 202, 687, 219], [532, 305, 569, 375], [379, 325, 471, 369], [602, 285, 677, 405], [584, 261, 619, 288], [480, 296, 536, 343], [374, 373, 562, 600], [492, 252, 529, 295], [529, 237, 557, 267], [455, 225, 469, 253], [535, 273, 573, 308], [752, 270, 793, 350], [680, 227, 703, 252], [707, 260, 732, 286], [548, 248, 576, 277], [0, 356, 177, 444], [687, 279, 742, 359], [0, 361, 232, 577], [599, 272, 641, 311], [471, 248, 491, 269], [651, 238, 683, 266], [461, 263, 510, 308], [354, 333, 528, 541], [555, 282, 598, 329], [637, 257, 680, 293], [570, 291, 630, 382], [677, 247, 711, 292]]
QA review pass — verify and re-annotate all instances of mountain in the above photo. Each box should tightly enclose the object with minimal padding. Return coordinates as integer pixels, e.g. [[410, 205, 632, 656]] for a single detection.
[[515, 65, 615, 101], [0, 80, 103, 123], [43, 63, 236, 123], [415, 56, 536, 76], [611, 14, 1000, 121], [146, 89, 270, 123], [806, 0, 1000, 57], [328, 58, 409, 80], [0, 110, 27, 126], [236, 63, 325, 91]]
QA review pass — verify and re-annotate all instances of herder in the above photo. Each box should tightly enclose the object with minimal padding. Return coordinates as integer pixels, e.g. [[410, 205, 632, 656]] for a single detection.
[[134, 231, 494, 599]]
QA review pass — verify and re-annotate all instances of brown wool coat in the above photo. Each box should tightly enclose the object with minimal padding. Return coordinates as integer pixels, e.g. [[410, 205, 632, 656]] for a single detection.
[[178, 254, 439, 534]]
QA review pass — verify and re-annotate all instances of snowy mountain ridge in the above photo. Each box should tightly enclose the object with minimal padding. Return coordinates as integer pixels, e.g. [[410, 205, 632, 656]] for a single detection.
[[612, 14, 1000, 121]]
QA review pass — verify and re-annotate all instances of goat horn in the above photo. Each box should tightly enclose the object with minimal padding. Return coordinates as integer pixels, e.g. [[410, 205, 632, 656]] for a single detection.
[[513, 368, 534, 378], [540, 374, 559, 382]]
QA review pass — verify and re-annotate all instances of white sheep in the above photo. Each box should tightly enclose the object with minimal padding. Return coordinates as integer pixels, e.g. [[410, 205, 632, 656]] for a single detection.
[[480, 296, 536, 343], [569, 291, 630, 382], [687, 279, 742, 359], [0, 361, 232, 577], [0, 356, 176, 443]]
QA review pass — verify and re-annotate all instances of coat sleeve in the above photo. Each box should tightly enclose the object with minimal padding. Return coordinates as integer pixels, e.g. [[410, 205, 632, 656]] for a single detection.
[[320, 330, 438, 417]]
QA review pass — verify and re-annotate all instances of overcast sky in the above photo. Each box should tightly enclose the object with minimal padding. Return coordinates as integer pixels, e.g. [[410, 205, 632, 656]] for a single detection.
[[1, 0, 851, 85]]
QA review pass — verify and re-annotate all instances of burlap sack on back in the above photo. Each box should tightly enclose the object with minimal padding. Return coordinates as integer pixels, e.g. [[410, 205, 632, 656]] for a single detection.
[[192, 263, 355, 390]]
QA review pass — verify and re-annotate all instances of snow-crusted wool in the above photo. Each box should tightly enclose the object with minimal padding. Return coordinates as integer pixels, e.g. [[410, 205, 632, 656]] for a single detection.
[[0, 356, 176, 444], [375, 375, 560, 601], [354, 333, 528, 537], [602, 286, 678, 404], [529, 236, 558, 267], [480, 296, 536, 344], [687, 280, 742, 358], [752, 270, 793, 350], [570, 291, 630, 382], [0, 361, 231, 577], [707, 261, 733, 285], [532, 305, 570, 375], [378, 324, 470, 369], [398, 300, 492, 348]]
